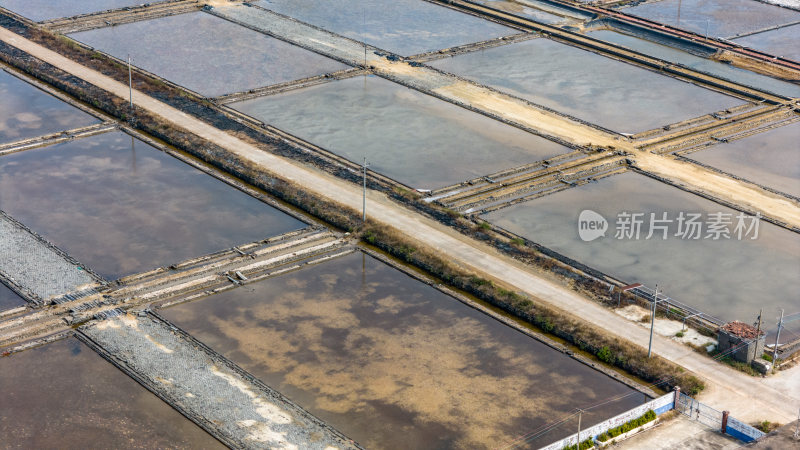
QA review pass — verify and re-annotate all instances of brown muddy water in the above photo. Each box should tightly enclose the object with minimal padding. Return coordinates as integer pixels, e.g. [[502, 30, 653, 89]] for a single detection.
[[429, 38, 742, 133], [0, 0, 144, 22], [70, 12, 350, 97], [0, 338, 223, 449], [735, 24, 800, 61], [162, 251, 643, 449], [255, 0, 516, 56], [0, 131, 305, 280], [484, 171, 800, 335], [0, 282, 24, 311], [232, 75, 572, 189], [688, 121, 800, 198], [621, 0, 800, 38], [0, 69, 99, 145]]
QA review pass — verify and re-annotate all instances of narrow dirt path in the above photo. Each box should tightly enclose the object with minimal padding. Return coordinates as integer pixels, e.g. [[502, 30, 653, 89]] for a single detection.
[[1, 27, 796, 423]]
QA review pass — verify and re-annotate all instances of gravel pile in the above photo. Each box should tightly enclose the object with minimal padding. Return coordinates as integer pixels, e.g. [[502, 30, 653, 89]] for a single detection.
[[0, 211, 98, 302]]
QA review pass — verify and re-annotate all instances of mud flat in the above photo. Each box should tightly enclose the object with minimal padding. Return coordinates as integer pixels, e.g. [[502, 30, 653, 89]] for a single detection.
[[0, 282, 24, 311], [161, 251, 643, 449], [735, 24, 800, 61], [232, 75, 572, 189], [0, 131, 305, 279], [621, 0, 800, 38], [688, 121, 800, 198], [0, 69, 98, 144], [0, 338, 223, 449], [254, 0, 516, 56], [70, 11, 350, 97], [429, 38, 742, 133], [586, 29, 800, 98], [484, 172, 800, 332], [0, 0, 146, 22]]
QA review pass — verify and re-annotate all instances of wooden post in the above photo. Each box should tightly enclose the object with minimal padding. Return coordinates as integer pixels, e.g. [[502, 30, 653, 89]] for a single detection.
[[721, 411, 729, 434]]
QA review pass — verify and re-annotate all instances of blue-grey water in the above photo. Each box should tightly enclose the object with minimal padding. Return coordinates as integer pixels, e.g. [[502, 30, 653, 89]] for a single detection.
[[232, 75, 571, 189], [484, 171, 800, 332], [429, 38, 742, 133], [255, 0, 516, 56], [0, 131, 305, 279], [71, 12, 350, 97], [0, 70, 99, 145]]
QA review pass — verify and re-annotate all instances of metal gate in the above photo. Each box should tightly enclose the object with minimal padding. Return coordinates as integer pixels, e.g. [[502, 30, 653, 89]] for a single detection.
[[677, 393, 722, 429]]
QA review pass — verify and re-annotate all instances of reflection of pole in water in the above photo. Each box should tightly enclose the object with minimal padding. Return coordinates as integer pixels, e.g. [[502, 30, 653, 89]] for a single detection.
[[130, 134, 137, 174], [361, 252, 366, 290], [676, 0, 681, 27]]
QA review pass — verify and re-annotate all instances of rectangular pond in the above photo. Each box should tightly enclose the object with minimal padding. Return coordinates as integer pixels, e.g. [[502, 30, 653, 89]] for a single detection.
[[483, 171, 800, 332], [0, 337, 223, 448], [161, 250, 644, 449], [232, 75, 572, 190], [0, 281, 24, 311], [0, 69, 99, 145], [735, 24, 800, 61], [255, 0, 517, 56], [0, 0, 145, 22], [586, 29, 800, 98], [0, 130, 305, 280], [688, 121, 800, 198], [71, 12, 350, 97], [621, 0, 800, 38], [428, 38, 742, 134]]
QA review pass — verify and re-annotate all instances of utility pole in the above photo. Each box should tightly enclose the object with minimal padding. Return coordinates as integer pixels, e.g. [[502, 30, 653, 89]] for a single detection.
[[127, 54, 133, 111], [577, 409, 584, 447], [648, 285, 659, 358], [362, 156, 367, 223], [771, 309, 784, 371]]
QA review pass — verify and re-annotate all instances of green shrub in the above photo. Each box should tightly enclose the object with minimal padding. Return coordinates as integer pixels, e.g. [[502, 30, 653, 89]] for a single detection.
[[597, 410, 656, 442], [562, 437, 595, 450], [597, 346, 614, 364]]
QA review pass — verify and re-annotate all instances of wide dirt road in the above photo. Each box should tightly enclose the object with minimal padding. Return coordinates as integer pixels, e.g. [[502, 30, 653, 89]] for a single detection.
[[1, 27, 796, 424]]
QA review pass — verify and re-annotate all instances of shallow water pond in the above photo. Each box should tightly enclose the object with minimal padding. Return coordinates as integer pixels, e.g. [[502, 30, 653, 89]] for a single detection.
[[0, 69, 99, 145], [735, 24, 800, 61], [0, 282, 24, 311], [71, 12, 350, 97], [484, 171, 800, 332], [0, 0, 144, 22], [0, 131, 305, 279], [162, 251, 643, 449], [0, 338, 223, 448], [689, 121, 800, 198], [587, 29, 800, 98], [622, 0, 800, 38], [232, 75, 571, 189], [429, 38, 742, 133], [255, 0, 516, 56]]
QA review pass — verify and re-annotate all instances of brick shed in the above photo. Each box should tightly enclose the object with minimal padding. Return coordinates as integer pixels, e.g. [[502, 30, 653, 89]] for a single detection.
[[718, 321, 766, 363]]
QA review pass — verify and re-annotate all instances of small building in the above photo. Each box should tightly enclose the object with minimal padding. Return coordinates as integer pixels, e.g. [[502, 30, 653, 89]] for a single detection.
[[717, 321, 766, 364]]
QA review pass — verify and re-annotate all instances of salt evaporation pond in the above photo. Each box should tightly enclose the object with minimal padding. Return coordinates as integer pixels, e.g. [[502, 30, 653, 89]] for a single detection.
[[0, 69, 98, 145], [689, 121, 800, 198], [71, 12, 350, 97], [586, 29, 800, 98], [255, 0, 516, 56], [162, 251, 643, 449], [429, 38, 742, 133], [0, 0, 144, 22], [622, 0, 800, 38], [0, 282, 24, 311], [232, 75, 572, 189], [472, 0, 583, 25], [0, 131, 305, 280], [735, 24, 800, 61], [484, 171, 800, 332], [0, 338, 223, 448]]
